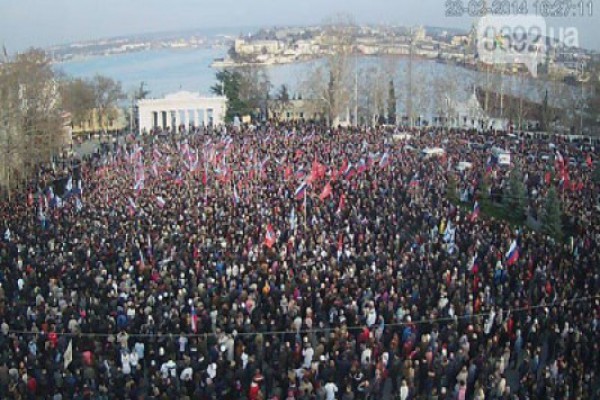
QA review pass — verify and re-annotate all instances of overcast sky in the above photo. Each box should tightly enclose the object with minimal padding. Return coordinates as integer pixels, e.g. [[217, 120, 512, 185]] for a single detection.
[[1, 0, 598, 51]]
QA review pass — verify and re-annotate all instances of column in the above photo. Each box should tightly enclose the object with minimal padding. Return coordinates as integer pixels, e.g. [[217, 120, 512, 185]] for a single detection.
[[174, 109, 181, 130], [187, 110, 194, 129], [180, 110, 187, 128]]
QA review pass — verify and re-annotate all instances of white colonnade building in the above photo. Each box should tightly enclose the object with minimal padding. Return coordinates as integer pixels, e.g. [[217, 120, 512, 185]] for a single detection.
[[138, 91, 227, 134]]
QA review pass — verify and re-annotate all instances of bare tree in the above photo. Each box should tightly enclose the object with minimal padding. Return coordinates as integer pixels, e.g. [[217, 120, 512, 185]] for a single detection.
[[358, 65, 388, 125], [302, 15, 356, 126], [92, 75, 125, 133], [59, 77, 96, 129], [0, 49, 65, 196], [432, 69, 459, 127], [400, 62, 429, 126]]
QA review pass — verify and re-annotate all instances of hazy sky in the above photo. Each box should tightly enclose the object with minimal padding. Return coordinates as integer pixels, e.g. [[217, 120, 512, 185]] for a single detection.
[[1, 0, 598, 51]]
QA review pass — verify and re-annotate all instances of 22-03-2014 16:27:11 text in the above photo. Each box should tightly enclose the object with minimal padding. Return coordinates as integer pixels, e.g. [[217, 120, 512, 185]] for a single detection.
[[445, 0, 593, 17]]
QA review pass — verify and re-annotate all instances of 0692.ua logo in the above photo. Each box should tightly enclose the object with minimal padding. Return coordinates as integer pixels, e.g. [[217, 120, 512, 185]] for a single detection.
[[476, 15, 579, 77]]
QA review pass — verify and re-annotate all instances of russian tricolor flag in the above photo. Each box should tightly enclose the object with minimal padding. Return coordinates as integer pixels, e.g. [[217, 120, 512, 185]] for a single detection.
[[127, 197, 137, 216], [190, 304, 198, 333], [294, 181, 308, 200], [379, 152, 391, 169], [156, 196, 166, 209], [505, 240, 519, 266], [344, 163, 355, 179]]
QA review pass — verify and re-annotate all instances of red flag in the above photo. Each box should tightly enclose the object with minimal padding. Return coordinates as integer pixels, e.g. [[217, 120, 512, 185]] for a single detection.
[[319, 182, 333, 201], [586, 153, 592, 168], [544, 171, 551, 185], [337, 193, 346, 213], [317, 162, 327, 179], [339, 159, 348, 176], [202, 171, 207, 186], [337, 233, 343, 252], [284, 166, 292, 180], [264, 224, 276, 249]]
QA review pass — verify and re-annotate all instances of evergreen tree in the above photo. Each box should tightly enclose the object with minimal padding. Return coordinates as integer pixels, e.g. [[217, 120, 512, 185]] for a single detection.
[[541, 186, 563, 241], [387, 79, 397, 124], [592, 161, 600, 185], [505, 165, 528, 221], [211, 70, 252, 122]]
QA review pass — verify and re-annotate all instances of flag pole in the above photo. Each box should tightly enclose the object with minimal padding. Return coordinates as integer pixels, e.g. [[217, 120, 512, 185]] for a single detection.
[[304, 185, 307, 229]]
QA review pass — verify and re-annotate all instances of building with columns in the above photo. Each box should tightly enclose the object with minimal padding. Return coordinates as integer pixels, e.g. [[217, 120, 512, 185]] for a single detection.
[[137, 91, 227, 134]]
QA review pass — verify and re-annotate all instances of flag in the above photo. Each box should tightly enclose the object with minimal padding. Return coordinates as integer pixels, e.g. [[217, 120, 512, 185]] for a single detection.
[[443, 221, 455, 243], [64, 339, 73, 369], [586, 153, 592, 168], [75, 198, 83, 212], [139, 248, 146, 272], [319, 182, 333, 201], [284, 166, 292, 180], [174, 173, 183, 186], [65, 176, 73, 193], [356, 158, 368, 174], [505, 240, 519, 266], [294, 181, 308, 200], [544, 171, 551, 185], [156, 196, 166, 209], [468, 254, 478, 272], [344, 163, 356, 180], [27, 192, 34, 207], [264, 224, 276, 249], [409, 173, 420, 187], [379, 152, 391, 169], [294, 165, 306, 180], [233, 184, 240, 205], [289, 207, 297, 232], [134, 179, 144, 192], [339, 158, 348, 176], [46, 186, 55, 201], [336, 193, 346, 214], [337, 233, 343, 252], [555, 150, 564, 169], [127, 197, 137, 216], [190, 304, 198, 333], [470, 201, 480, 222], [312, 161, 326, 180], [3, 228, 10, 241]]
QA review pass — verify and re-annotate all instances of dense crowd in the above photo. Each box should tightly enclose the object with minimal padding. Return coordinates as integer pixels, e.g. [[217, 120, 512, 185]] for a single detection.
[[0, 123, 598, 400]]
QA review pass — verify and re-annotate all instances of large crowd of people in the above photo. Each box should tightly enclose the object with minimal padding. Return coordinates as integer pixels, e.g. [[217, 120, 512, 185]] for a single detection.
[[0, 123, 598, 400]]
